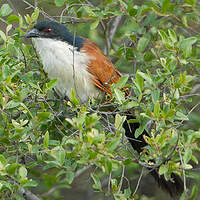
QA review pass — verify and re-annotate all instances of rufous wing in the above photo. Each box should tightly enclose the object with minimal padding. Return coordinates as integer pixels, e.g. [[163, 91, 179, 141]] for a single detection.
[[81, 39, 121, 95]]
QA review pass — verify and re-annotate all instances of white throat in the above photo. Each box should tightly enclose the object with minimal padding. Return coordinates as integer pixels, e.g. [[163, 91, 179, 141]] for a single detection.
[[32, 38, 102, 102]]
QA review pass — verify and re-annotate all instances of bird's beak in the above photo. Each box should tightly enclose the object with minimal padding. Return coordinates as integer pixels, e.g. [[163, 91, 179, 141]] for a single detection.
[[24, 28, 39, 38]]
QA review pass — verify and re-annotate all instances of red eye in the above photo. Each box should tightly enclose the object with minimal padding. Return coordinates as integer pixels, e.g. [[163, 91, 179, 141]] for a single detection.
[[44, 28, 51, 33]]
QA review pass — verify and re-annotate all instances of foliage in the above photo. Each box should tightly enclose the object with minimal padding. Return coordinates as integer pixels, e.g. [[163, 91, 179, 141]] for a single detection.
[[0, 0, 200, 200]]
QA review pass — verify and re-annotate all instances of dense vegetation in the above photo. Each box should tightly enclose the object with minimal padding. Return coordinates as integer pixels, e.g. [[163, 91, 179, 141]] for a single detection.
[[0, 0, 199, 199]]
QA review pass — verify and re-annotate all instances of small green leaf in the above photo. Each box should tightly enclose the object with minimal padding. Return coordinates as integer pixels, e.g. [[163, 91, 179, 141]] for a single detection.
[[31, 7, 39, 21], [0, 30, 6, 41], [180, 37, 197, 58], [43, 131, 49, 148], [159, 165, 168, 175], [175, 111, 189, 121], [183, 148, 192, 164], [54, 0, 66, 7], [91, 173, 102, 190], [137, 71, 155, 87], [115, 74, 129, 89], [0, 4, 13, 17], [151, 89, 160, 104], [66, 171, 74, 184], [90, 20, 99, 30], [168, 29, 177, 43], [5, 100, 20, 109], [70, 88, 80, 105], [115, 114, 126, 130], [0, 155, 7, 166], [135, 126, 144, 138], [137, 34, 150, 52], [19, 166, 27, 179], [154, 100, 160, 118], [107, 138, 121, 152]]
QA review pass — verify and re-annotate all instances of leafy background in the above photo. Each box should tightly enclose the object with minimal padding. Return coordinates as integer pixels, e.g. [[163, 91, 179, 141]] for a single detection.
[[0, 0, 200, 200]]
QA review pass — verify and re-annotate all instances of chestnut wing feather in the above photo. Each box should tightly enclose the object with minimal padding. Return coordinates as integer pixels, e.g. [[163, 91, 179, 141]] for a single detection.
[[81, 39, 121, 94]]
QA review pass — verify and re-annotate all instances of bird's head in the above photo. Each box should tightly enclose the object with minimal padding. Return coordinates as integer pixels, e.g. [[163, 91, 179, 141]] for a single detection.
[[25, 20, 85, 49]]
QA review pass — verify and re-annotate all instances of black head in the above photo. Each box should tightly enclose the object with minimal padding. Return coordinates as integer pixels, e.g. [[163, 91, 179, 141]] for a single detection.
[[25, 20, 85, 50]]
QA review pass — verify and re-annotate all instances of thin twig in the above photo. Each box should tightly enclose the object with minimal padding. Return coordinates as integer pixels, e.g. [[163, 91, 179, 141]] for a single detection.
[[132, 167, 144, 196]]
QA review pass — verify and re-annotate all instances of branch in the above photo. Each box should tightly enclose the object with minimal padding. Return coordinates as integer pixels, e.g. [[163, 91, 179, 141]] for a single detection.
[[18, 188, 42, 200]]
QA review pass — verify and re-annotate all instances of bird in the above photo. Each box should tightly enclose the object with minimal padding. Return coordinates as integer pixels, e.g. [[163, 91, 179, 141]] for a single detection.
[[25, 20, 184, 198]]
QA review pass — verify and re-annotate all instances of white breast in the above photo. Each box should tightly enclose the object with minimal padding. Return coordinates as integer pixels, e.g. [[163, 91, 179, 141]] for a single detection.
[[32, 38, 102, 103]]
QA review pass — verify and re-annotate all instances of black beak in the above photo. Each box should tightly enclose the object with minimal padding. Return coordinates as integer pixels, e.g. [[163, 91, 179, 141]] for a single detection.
[[24, 28, 39, 38]]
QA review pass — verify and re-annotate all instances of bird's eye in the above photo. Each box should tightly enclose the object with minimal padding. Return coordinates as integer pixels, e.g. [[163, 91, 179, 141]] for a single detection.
[[44, 28, 52, 33]]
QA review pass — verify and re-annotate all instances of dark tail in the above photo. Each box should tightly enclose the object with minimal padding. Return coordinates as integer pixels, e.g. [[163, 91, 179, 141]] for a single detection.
[[123, 115, 184, 197]]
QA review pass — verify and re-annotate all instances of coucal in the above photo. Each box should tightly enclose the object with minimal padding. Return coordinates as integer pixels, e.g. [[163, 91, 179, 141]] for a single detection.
[[25, 20, 184, 197]]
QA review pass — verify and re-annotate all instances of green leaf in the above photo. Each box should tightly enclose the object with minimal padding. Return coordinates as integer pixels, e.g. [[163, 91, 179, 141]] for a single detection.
[[107, 138, 121, 152], [0, 155, 7, 166], [31, 7, 39, 21], [115, 74, 129, 89], [5, 100, 20, 109], [135, 71, 144, 93], [159, 165, 168, 175], [180, 37, 197, 58], [54, 0, 66, 7], [168, 29, 177, 43], [135, 126, 144, 138], [6, 163, 20, 175], [0, 4, 12, 17], [38, 112, 51, 121], [105, 159, 112, 174], [0, 30, 6, 41], [90, 20, 99, 30], [183, 148, 192, 164], [91, 173, 102, 190], [154, 100, 160, 118], [115, 114, 126, 130], [137, 71, 155, 87], [151, 89, 160, 104], [19, 166, 27, 179], [137, 34, 150, 52], [114, 88, 125, 104], [175, 111, 189, 121], [43, 131, 49, 148], [70, 88, 80, 105], [66, 171, 74, 184]]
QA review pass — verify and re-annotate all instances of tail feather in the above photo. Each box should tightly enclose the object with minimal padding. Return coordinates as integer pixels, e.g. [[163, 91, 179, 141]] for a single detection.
[[123, 115, 184, 197]]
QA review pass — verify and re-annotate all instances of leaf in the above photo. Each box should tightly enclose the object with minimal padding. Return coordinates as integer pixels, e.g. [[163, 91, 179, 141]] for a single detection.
[[154, 100, 160, 118], [0, 4, 12, 17], [115, 114, 126, 130], [183, 148, 192, 164], [137, 71, 155, 87], [0, 30, 6, 41], [19, 166, 27, 179], [31, 7, 39, 21], [91, 173, 102, 190], [115, 74, 129, 89], [151, 89, 160, 104], [168, 29, 177, 43], [137, 34, 150, 52], [70, 88, 80, 105], [135, 126, 144, 138], [175, 111, 189, 121], [0, 155, 7, 166], [180, 37, 197, 58], [43, 131, 49, 148], [114, 88, 125, 104], [66, 171, 74, 184], [90, 20, 99, 30], [107, 138, 121, 152], [159, 165, 168, 175], [54, 0, 66, 7], [5, 100, 20, 109]]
